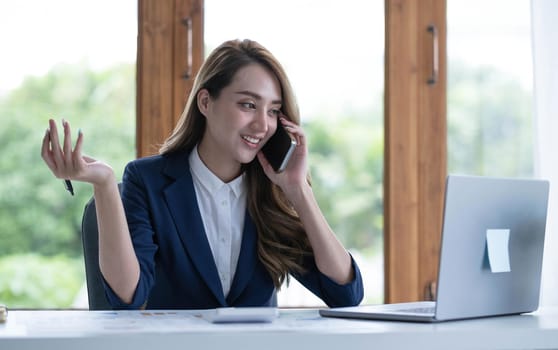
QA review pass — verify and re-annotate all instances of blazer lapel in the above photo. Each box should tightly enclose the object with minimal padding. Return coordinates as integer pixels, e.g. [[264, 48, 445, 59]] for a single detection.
[[162, 153, 226, 306], [226, 211, 258, 304]]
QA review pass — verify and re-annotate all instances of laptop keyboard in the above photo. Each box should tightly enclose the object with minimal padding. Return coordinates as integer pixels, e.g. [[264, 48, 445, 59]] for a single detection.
[[394, 306, 435, 314]]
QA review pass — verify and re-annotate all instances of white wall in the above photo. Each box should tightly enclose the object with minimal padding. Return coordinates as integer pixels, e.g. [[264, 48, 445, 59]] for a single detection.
[[531, 0, 558, 306]]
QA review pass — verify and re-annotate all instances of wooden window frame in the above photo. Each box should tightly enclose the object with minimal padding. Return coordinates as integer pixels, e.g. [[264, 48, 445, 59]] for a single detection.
[[136, 0, 204, 157], [137, 0, 447, 303], [384, 0, 447, 302]]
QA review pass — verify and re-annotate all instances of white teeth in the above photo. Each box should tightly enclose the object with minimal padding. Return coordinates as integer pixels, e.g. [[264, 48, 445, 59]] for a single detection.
[[242, 136, 260, 144]]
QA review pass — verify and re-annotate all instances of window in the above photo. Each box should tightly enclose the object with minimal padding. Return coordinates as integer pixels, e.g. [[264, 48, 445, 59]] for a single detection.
[[447, 0, 533, 177], [0, 1, 137, 308]]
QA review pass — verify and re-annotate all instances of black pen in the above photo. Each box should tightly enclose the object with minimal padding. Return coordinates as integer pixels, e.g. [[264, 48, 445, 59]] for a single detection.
[[64, 179, 74, 196]]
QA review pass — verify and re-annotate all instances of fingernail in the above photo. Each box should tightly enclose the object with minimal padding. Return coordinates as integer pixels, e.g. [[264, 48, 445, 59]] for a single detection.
[[62, 118, 67, 126], [78, 128, 82, 135]]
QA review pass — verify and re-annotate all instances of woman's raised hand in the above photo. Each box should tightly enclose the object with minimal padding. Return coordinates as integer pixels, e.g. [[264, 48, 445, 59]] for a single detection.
[[41, 119, 115, 187]]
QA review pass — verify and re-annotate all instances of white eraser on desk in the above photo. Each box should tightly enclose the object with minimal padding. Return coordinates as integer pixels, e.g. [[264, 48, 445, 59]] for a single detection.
[[0, 305, 7, 323]]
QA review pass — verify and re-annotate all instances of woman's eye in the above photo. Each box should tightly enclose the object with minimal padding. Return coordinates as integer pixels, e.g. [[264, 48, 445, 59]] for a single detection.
[[269, 109, 281, 117], [240, 102, 256, 109]]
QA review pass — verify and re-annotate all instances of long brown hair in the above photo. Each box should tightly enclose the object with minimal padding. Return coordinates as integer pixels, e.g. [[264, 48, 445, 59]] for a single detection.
[[160, 39, 312, 288]]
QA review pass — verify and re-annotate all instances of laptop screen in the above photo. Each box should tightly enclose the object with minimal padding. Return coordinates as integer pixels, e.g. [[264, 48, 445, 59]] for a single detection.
[[435, 175, 549, 321]]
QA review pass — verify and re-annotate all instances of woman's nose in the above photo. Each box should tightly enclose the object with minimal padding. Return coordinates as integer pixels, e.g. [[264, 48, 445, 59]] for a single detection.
[[252, 109, 269, 133]]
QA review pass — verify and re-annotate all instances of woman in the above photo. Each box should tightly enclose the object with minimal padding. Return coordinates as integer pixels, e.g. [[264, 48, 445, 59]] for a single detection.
[[41, 39, 363, 309]]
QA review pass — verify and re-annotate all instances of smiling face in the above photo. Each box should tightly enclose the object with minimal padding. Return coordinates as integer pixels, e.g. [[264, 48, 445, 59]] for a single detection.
[[197, 63, 282, 182]]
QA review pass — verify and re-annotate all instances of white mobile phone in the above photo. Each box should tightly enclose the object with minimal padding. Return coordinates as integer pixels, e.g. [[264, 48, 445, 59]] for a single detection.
[[261, 122, 297, 173], [203, 307, 279, 323]]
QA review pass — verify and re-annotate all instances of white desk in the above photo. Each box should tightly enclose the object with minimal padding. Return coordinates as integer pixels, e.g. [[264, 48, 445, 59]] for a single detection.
[[1, 307, 558, 350]]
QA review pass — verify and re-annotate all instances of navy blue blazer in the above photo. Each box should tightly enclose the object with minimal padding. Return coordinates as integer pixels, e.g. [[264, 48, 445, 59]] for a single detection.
[[103, 151, 364, 309]]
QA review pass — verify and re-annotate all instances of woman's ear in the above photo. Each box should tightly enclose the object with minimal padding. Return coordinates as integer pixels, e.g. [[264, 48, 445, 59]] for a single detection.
[[197, 89, 210, 117]]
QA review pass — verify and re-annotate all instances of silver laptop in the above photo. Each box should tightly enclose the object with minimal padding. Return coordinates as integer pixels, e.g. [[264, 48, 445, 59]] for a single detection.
[[320, 174, 549, 322]]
